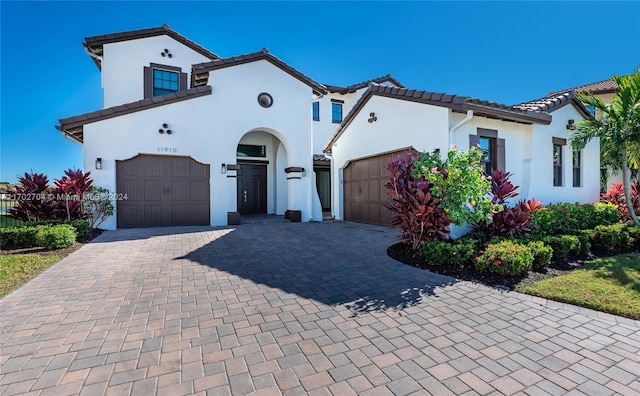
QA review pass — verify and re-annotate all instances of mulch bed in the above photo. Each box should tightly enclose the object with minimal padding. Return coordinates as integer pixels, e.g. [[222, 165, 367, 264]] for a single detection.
[[0, 229, 105, 258], [387, 242, 638, 292]]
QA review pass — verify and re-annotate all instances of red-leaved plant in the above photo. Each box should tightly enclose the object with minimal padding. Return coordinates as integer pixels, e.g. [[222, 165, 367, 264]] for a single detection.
[[51, 169, 93, 221], [8, 173, 55, 222], [385, 153, 450, 250], [472, 169, 541, 237], [8, 170, 93, 222], [601, 181, 640, 223]]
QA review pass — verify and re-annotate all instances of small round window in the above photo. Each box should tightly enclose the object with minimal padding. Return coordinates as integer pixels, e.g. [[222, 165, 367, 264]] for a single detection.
[[258, 92, 273, 108]]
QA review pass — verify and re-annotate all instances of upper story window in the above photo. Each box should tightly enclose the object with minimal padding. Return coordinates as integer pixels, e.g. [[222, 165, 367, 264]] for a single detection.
[[586, 104, 598, 118], [552, 137, 566, 187], [153, 69, 179, 96], [312, 102, 320, 121], [144, 63, 186, 99], [331, 100, 343, 123]]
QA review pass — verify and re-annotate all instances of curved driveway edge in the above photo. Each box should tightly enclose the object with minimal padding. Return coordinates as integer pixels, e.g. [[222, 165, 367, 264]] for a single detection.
[[1, 222, 639, 395]]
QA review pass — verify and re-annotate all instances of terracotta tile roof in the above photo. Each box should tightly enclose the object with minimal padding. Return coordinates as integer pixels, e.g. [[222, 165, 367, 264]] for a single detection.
[[84, 24, 219, 70], [324, 83, 553, 152], [514, 91, 593, 119], [547, 78, 619, 96], [57, 86, 212, 143], [192, 48, 328, 96], [325, 74, 405, 94]]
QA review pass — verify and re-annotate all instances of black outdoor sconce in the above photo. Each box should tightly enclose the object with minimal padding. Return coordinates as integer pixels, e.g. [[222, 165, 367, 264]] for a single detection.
[[95, 158, 102, 170]]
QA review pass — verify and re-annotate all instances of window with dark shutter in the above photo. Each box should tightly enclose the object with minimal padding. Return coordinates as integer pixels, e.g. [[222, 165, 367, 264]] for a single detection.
[[143, 63, 186, 99], [470, 128, 504, 173]]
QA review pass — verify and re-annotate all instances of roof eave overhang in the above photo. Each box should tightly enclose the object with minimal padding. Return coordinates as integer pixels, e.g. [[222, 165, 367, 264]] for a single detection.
[[465, 103, 552, 125]]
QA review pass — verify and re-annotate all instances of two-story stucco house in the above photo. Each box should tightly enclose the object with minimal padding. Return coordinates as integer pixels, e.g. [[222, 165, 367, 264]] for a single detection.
[[57, 25, 599, 229]]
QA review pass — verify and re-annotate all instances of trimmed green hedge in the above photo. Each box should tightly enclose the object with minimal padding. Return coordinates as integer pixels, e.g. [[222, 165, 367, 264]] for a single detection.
[[0, 224, 77, 250]]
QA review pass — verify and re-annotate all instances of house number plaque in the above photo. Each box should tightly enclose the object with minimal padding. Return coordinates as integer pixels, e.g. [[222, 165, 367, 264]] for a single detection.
[[157, 147, 178, 153]]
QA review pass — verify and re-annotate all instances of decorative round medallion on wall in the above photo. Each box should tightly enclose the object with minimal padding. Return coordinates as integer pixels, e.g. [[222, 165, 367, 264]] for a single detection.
[[257, 92, 273, 108]]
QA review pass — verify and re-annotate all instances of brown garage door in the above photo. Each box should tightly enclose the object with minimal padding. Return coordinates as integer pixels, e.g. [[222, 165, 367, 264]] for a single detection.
[[116, 155, 210, 228], [343, 148, 413, 226]]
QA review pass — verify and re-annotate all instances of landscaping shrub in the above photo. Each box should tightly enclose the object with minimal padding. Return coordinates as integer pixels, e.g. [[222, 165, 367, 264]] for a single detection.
[[540, 235, 581, 259], [532, 202, 620, 235], [25, 219, 90, 238], [474, 240, 533, 276], [8, 170, 93, 223], [624, 224, 640, 245], [472, 170, 540, 238], [574, 230, 593, 255], [527, 241, 553, 271], [601, 180, 640, 223], [385, 152, 450, 250], [83, 186, 114, 228], [420, 239, 477, 266], [0, 226, 39, 249], [35, 224, 77, 249], [590, 224, 633, 251]]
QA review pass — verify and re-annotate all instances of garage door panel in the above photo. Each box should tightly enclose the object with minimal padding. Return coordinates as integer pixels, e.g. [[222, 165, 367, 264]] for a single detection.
[[117, 155, 210, 228], [144, 180, 162, 201], [343, 148, 414, 226]]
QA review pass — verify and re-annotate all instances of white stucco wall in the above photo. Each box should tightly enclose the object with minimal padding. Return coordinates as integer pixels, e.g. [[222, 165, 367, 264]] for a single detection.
[[311, 92, 356, 155], [84, 60, 321, 229], [329, 98, 600, 224], [529, 104, 600, 204], [101, 35, 211, 108], [329, 96, 450, 220]]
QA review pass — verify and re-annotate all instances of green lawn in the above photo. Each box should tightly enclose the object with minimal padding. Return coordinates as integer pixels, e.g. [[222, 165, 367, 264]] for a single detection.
[[0, 254, 61, 298], [523, 253, 640, 320]]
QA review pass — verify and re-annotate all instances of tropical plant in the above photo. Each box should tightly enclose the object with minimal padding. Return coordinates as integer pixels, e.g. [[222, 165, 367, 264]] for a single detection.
[[385, 152, 450, 250], [83, 186, 115, 228], [51, 169, 93, 221], [573, 68, 640, 226], [413, 145, 499, 225], [8, 172, 54, 222], [472, 169, 540, 237], [601, 180, 640, 223]]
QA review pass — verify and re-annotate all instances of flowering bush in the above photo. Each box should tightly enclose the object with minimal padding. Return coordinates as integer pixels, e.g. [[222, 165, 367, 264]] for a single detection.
[[385, 152, 450, 250], [414, 146, 499, 226], [474, 240, 533, 276], [601, 181, 640, 223]]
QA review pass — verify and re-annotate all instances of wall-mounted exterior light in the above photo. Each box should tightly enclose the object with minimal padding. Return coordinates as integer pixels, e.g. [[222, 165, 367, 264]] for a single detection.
[[221, 163, 227, 174], [95, 158, 102, 170]]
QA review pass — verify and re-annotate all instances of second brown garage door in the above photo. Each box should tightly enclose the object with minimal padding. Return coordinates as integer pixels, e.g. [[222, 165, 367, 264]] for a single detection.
[[343, 148, 414, 226], [116, 155, 210, 228]]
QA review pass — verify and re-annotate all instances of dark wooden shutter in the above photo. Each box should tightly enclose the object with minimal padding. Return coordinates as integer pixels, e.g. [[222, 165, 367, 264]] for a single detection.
[[497, 138, 506, 171], [469, 134, 480, 149], [180, 72, 188, 90], [143, 67, 152, 98]]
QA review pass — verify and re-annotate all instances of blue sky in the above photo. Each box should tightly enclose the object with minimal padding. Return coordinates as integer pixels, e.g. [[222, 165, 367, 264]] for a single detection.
[[1, 1, 638, 184]]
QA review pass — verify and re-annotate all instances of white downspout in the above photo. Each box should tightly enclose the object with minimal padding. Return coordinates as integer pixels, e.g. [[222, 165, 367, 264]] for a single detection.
[[449, 110, 473, 149]]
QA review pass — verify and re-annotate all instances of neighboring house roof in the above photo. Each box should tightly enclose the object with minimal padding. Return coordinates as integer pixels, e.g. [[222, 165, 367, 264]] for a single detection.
[[324, 83, 554, 152], [547, 78, 619, 96], [84, 24, 219, 70], [514, 90, 593, 120], [325, 74, 405, 94], [57, 86, 212, 143], [192, 48, 328, 95]]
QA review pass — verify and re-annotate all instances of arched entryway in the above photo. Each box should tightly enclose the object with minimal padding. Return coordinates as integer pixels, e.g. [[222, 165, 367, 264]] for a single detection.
[[236, 130, 289, 216]]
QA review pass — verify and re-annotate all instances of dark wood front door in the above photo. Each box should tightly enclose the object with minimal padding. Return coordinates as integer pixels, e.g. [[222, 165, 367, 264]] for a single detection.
[[116, 155, 210, 228], [237, 163, 267, 214]]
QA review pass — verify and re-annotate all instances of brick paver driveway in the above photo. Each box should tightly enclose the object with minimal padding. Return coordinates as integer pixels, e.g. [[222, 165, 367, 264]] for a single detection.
[[1, 222, 639, 395]]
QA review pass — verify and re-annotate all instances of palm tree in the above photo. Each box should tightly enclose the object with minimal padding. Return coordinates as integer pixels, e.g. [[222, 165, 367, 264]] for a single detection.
[[573, 68, 640, 226]]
